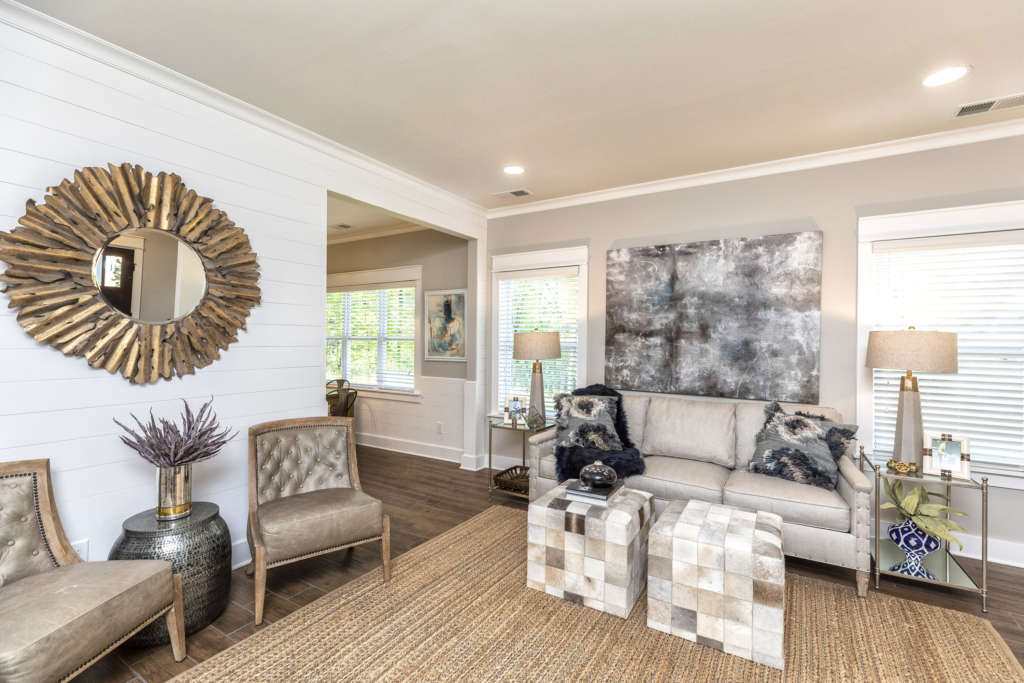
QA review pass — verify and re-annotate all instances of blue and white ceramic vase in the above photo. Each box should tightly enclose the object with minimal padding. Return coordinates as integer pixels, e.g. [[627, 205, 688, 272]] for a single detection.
[[887, 518, 940, 580]]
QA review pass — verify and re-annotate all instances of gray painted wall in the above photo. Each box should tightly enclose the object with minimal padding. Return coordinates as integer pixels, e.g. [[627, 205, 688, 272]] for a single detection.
[[488, 135, 1024, 554], [327, 229, 470, 379]]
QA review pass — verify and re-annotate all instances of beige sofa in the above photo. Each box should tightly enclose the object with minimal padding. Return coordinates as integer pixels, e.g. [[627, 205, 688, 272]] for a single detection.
[[528, 394, 871, 596]]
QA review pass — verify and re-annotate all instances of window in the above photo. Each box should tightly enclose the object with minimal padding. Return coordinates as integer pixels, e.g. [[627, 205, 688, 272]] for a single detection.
[[492, 247, 588, 416], [865, 233, 1024, 463], [326, 286, 416, 391]]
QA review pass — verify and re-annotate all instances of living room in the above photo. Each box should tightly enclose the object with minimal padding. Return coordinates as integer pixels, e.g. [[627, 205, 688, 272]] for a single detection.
[[1, 1, 1023, 681]]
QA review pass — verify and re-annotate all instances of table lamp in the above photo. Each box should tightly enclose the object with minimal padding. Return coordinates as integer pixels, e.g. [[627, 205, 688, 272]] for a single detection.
[[513, 330, 561, 429], [866, 327, 958, 465]]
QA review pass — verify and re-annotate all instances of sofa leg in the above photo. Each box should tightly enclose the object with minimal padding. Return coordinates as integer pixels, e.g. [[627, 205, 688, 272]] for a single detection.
[[381, 514, 392, 583], [245, 562, 254, 577], [253, 546, 267, 625], [856, 570, 869, 597], [166, 573, 186, 662]]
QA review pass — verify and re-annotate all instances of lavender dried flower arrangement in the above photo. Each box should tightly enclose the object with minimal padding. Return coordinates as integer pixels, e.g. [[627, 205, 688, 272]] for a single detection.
[[115, 398, 236, 468]]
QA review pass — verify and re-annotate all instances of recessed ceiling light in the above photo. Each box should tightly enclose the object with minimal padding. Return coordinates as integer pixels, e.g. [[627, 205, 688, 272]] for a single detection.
[[503, 165, 525, 175], [923, 65, 971, 87]]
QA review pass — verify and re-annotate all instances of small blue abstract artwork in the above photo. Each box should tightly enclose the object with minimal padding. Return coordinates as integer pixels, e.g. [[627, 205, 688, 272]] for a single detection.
[[425, 289, 466, 360]]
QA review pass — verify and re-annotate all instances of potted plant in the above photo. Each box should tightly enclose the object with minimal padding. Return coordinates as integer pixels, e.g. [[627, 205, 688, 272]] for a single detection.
[[881, 478, 965, 580], [115, 398, 235, 521]]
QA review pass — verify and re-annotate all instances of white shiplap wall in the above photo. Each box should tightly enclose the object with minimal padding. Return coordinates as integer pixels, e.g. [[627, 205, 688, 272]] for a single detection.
[[0, 4, 485, 567]]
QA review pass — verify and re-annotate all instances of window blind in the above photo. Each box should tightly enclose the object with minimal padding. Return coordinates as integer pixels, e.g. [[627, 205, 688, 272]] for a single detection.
[[326, 285, 415, 391], [868, 234, 1024, 463], [496, 269, 580, 416]]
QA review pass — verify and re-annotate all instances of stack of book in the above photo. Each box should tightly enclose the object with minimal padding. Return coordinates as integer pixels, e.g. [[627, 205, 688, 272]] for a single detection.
[[565, 479, 623, 506]]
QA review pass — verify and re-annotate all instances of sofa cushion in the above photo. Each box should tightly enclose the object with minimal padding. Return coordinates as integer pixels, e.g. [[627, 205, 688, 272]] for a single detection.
[[0, 560, 172, 683], [735, 402, 844, 470], [723, 470, 850, 532], [621, 394, 650, 448], [641, 397, 736, 468], [258, 487, 382, 563], [623, 455, 730, 504]]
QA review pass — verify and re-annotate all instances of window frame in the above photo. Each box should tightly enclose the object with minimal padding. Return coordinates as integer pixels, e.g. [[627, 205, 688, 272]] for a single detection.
[[856, 200, 1024, 487], [326, 265, 423, 402], [490, 246, 589, 415]]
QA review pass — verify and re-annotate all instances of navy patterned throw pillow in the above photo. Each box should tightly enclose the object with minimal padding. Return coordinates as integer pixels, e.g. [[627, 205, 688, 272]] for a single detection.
[[749, 402, 855, 490]]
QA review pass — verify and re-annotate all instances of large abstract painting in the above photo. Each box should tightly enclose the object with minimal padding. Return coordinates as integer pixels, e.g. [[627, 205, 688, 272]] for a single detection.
[[605, 231, 822, 403]]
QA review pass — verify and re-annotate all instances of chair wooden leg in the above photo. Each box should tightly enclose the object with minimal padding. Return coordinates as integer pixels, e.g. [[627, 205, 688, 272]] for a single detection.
[[245, 562, 254, 577], [856, 570, 869, 597], [382, 514, 391, 583], [166, 573, 186, 662], [254, 546, 267, 625]]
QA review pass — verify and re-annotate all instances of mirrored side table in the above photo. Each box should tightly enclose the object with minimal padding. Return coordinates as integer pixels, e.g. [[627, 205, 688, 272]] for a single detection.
[[109, 501, 232, 645], [859, 448, 988, 612], [487, 416, 555, 499]]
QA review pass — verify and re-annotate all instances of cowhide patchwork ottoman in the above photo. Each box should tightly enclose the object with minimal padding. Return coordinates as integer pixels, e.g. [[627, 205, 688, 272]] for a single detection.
[[527, 481, 653, 618], [647, 499, 785, 670]]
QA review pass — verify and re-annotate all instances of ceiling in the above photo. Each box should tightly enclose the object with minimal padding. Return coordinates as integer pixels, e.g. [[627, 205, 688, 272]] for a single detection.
[[326, 192, 424, 244], [24, 1, 1024, 208]]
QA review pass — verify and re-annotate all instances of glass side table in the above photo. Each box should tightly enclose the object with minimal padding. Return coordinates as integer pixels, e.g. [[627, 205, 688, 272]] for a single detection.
[[859, 447, 988, 612], [487, 416, 555, 499]]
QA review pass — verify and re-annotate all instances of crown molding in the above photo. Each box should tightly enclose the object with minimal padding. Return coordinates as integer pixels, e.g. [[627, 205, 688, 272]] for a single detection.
[[0, 0, 486, 223], [486, 118, 1024, 220]]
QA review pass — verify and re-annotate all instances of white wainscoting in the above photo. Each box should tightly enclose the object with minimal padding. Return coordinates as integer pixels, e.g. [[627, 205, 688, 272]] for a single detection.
[[354, 377, 466, 463], [0, 5, 484, 567]]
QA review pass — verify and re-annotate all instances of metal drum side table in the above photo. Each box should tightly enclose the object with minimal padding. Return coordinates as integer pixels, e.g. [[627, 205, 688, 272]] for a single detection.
[[109, 501, 231, 645]]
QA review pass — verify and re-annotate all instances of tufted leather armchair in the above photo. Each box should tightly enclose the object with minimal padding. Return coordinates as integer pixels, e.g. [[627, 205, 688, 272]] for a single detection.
[[0, 459, 186, 681], [247, 416, 390, 624]]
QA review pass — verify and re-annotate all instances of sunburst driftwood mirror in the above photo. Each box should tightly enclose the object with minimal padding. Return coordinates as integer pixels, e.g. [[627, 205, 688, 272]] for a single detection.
[[0, 164, 260, 384]]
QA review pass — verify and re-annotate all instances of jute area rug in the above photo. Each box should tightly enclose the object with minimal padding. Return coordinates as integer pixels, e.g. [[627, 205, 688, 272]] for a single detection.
[[176, 506, 1022, 682]]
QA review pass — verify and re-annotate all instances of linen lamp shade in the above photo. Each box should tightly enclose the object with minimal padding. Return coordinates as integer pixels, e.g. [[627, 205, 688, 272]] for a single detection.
[[865, 330, 958, 373], [865, 328, 958, 464], [513, 331, 561, 361]]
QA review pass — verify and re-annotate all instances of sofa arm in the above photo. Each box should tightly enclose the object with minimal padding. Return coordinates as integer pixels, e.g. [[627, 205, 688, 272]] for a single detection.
[[526, 427, 557, 472], [836, 454, 871, 576], [838, 454, 871, 493]]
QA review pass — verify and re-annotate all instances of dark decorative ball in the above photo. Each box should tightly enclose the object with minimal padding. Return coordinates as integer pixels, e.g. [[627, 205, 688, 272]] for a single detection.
[[579, 460, 617, 489]]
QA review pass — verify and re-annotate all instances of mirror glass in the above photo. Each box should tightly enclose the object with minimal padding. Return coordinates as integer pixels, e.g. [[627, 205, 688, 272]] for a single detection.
[[93, 229, 207, 323]]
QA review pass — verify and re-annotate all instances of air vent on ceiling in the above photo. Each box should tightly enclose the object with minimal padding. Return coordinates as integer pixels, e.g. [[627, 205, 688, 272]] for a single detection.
[[491, 188, 532, 199], [956, 91, 1024, 117]]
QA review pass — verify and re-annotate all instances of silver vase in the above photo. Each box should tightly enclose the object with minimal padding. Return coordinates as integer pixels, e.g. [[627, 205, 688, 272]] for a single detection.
[[157, 464, 192, 520]]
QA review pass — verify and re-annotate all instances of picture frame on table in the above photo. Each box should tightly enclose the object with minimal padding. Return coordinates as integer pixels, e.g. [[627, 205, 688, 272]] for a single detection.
[[922, 432, 971, 480]]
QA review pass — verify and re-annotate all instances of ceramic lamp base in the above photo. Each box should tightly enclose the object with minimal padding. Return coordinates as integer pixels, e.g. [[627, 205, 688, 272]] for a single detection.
[[527, 360, 546, 429], [894, 372, 923, 465]]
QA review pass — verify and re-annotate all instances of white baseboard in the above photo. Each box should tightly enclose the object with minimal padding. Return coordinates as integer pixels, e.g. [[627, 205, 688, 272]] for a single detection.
[[356, 432, 463, 463], [460, 452, 526, 472], [231, 539, 251, 570], [952, 533, 1024, 569], [460, 452, 486, 471]]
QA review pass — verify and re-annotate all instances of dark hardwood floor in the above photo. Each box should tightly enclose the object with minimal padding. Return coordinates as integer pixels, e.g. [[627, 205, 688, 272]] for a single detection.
[[80, 447, 1022, 682]]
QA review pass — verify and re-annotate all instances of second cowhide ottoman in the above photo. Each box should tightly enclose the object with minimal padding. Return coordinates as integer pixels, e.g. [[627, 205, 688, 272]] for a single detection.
[[527, 481, 653, 618], [647, 499, 785, 670]]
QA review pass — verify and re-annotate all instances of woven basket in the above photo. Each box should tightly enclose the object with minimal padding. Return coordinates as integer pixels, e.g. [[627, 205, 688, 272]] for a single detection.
[[493, 466, 530, 494]]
